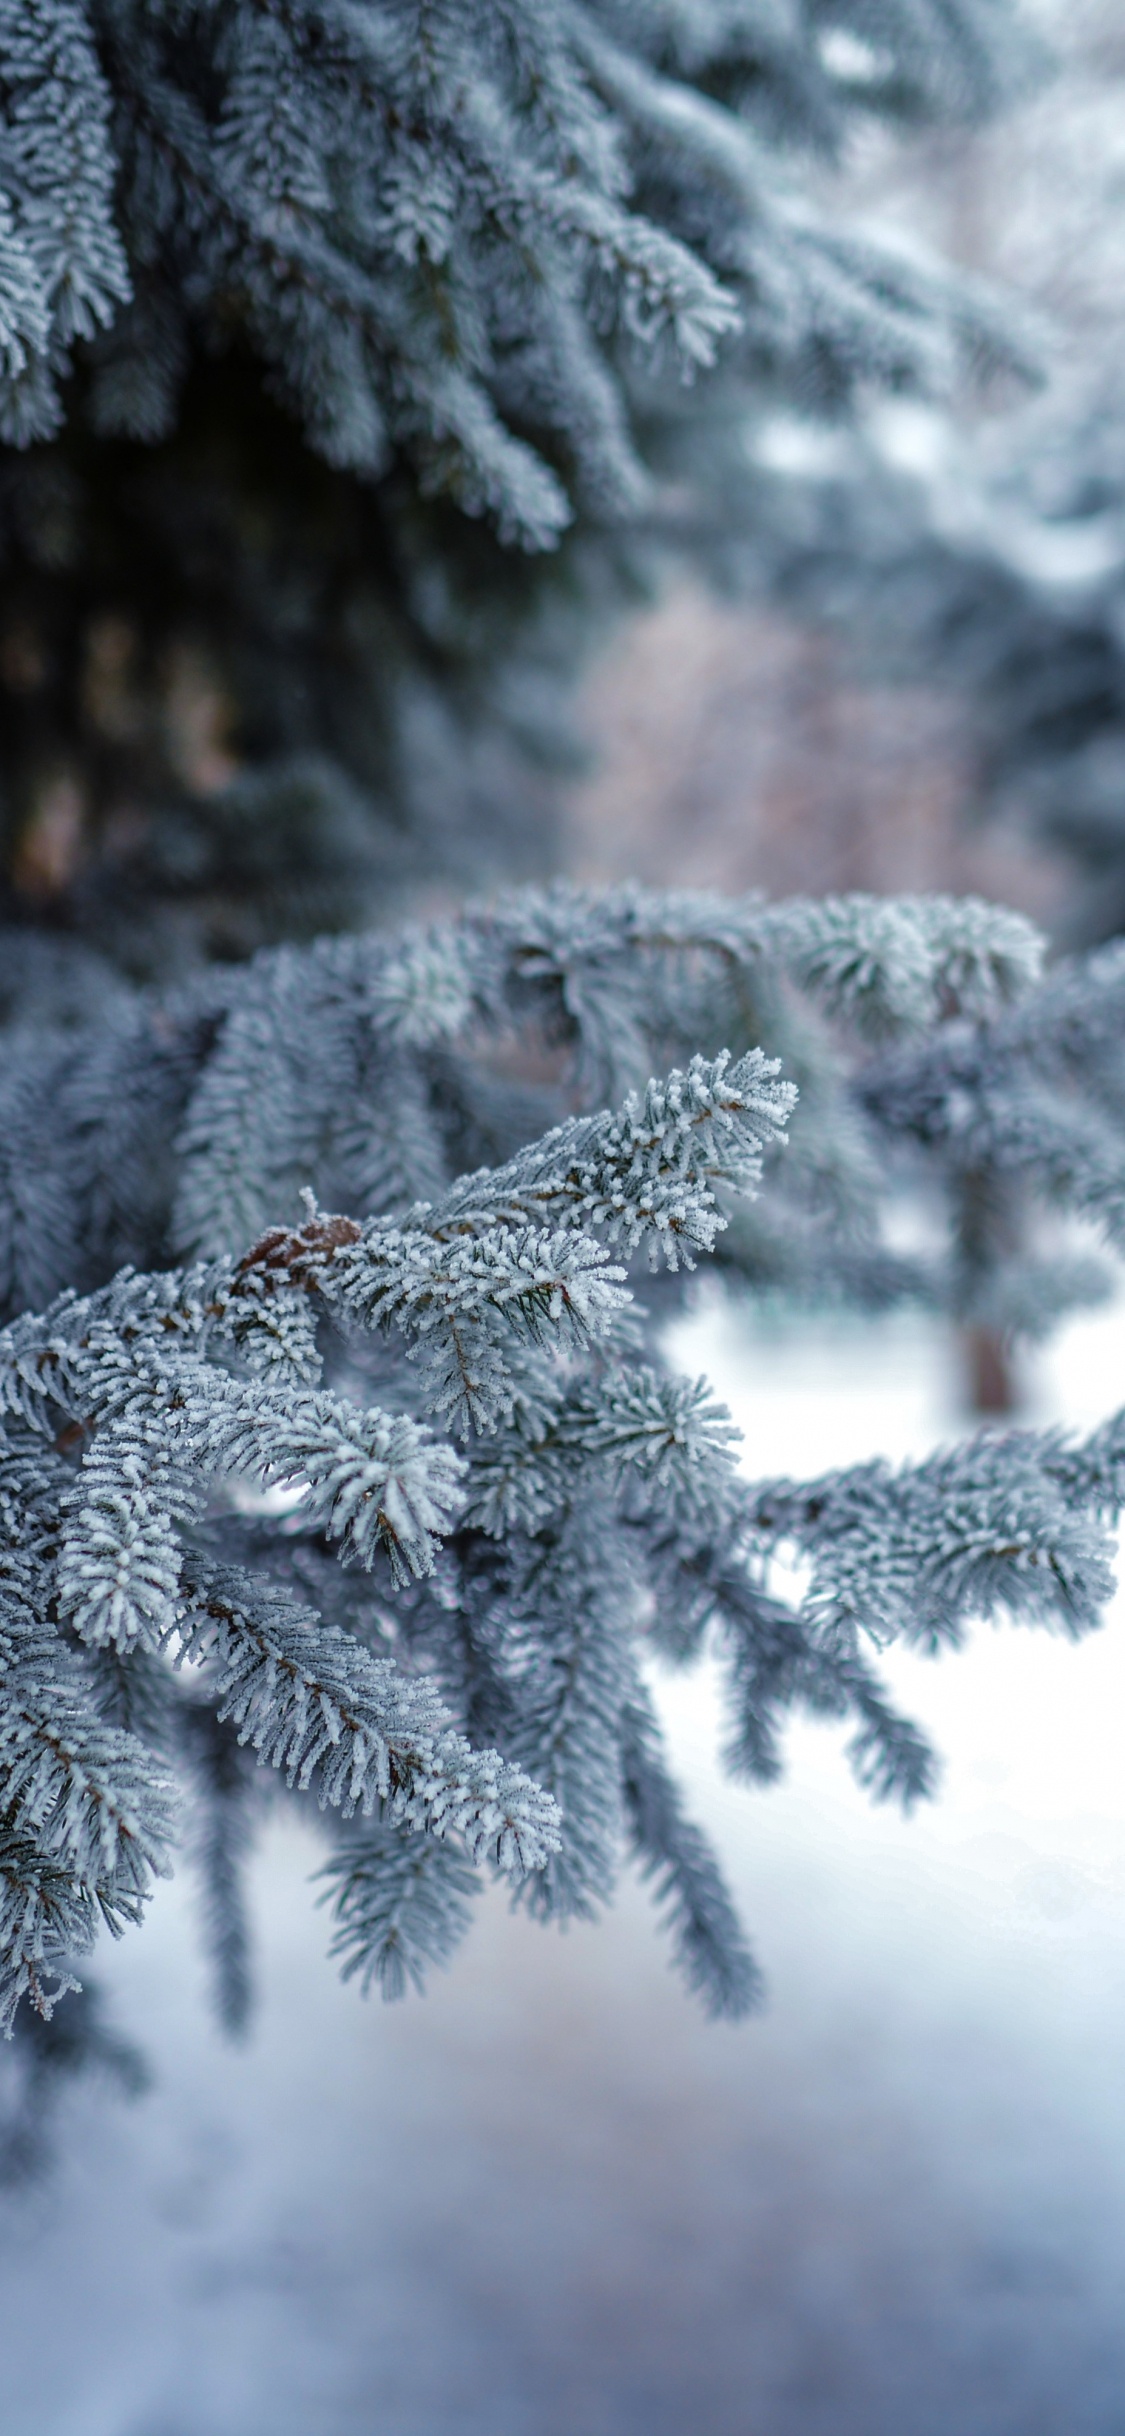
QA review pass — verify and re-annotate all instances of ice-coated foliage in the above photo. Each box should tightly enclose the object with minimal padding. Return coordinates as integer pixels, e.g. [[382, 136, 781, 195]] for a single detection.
[[2, 880, 1125, 2036], [0, 1, 129, 443], [2, 0, 1020, 510], [0, 0, 1033, 963], [0, 1032, 785, 2023], [0, 0, 1107, 2085], [0, 882, 1046, 1321]]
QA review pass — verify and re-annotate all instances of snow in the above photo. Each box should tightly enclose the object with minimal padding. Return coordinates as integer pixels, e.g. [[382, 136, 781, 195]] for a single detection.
[[5, 1299, 1125, 2433]]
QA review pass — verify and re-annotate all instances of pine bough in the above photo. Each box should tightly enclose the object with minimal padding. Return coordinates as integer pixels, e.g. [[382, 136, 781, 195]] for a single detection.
[[0, 0, 1022, 539], [0, 2, 1036, 977], [2, 883, 1125, 2035]]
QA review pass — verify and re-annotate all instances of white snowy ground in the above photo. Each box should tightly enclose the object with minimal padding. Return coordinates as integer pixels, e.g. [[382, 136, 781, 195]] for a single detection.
[[5, 1298, 1125, 2436]]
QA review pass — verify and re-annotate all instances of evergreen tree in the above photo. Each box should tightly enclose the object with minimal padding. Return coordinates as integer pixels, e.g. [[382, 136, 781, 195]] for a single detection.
[[4, 1, 1115, 2140], [749, 382, 1125, 950], [0, 0, 1028, 967], [1, 880, 1124, 2053]]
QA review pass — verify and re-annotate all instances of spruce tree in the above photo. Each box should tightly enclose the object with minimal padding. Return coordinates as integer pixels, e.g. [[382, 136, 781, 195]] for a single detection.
[[2, 880, 1125, 2056], [0, 0, 1025, 967], [5, 0, 1120, 2145]]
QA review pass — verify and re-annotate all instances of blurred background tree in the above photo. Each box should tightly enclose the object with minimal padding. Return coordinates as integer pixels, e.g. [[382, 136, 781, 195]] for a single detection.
[[566, 0, 1125, 955]]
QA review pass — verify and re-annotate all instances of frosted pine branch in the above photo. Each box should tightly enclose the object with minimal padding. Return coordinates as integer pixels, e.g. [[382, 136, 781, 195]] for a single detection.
[[620, 1691, 762, 2022], [0, 886, 1049, 1314], [0, 0, 1018, 528], [0, 1827, 93, 2034], [0, 1603, 176, 1898], [171, 1564, 559, 1877], [749, 1429, 1121, 1651], [317, 1820, 482, 2001], [427, 1048, 796, 1266], [2, 884, 1125, 2040]]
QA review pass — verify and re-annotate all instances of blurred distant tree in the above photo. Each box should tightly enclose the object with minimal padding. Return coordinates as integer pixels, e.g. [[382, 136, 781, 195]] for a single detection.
[[667, 0, 1125, 953], [744, 383, 1125, 952]]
